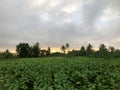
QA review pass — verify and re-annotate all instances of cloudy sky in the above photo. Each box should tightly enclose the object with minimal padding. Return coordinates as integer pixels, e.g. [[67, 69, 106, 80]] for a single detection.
[[0, 0, 120, 52]]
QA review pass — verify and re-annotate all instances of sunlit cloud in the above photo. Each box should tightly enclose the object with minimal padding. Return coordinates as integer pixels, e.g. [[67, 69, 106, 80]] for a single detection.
[[33, 0, 47, 7], [62, 5, 78, 13]]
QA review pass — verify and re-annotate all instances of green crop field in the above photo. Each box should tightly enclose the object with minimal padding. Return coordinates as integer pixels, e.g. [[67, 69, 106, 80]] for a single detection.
[[0, 57, 120, 90]]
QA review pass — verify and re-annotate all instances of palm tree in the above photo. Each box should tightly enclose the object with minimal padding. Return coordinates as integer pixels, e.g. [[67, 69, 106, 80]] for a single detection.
[[61, 45, 66, 54], [66, 43, 70, 53]]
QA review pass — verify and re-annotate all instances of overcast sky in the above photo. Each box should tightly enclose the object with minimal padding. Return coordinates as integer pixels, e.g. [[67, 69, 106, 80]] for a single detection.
[[0, 0, 120, 52]]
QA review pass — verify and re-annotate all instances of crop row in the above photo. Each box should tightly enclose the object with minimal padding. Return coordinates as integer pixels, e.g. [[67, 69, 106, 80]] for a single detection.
[[0, 58, 120, 90]]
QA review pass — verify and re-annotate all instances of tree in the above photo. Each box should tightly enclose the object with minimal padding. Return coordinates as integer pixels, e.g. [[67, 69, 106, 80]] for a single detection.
[[61, 45, 66, 54], [98, 44, 108, 58], [32, 42, 40, 57], [4, 49, 13, 58], [99, 44, 108, 52], [80, 46, 86, 56], [66, 43, 70, 53], [5, 49, 10, 58], [60, 43, 70, 55], [51, 52, 63, 57], [114, 49, 120, 58], [86, 44, 93, 56], [46, 47, 51, 56], [40, 49, 47, 57], [68, 49, 80, 56], [109, 46, 115, 53], [66, 43, 70, 52], [66, 43, 69, 48], [16, 43, 30, 58], [108, 46, 115, 58]]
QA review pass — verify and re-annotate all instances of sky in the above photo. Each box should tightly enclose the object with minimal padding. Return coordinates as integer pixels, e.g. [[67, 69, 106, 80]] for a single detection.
[[0, 0, 120, 52]]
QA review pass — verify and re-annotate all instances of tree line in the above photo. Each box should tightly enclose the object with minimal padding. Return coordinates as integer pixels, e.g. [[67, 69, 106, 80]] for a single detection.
[[68, 44, 120, 58], [0, 42, 120, 59], [16, 42, 52, 58]]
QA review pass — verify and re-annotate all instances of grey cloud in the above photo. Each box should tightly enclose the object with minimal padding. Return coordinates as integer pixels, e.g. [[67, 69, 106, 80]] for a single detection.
[[82, 0, 108, 24], [0, 0, 120, 51]]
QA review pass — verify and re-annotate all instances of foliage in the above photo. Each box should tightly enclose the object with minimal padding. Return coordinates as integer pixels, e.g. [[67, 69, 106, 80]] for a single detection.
[[40, 49, 47, 57], [4, 49, 14, 58], [66, 43, 70, 53], [0, 57, 120, 90], [86, 44, 94, 56], [2, 42, 120, 58], [31, 42, 40, 57], [0, 50, 14, 59], [61, 45, 66, 54], [46, 47, 51, 57], [67, 44, 120, 59], [61, 43, 70, 54], [16, 43, 31, 58], [16, 42, 40, 58], [67, 50, 80, 56], [96, 44, 108, 58], [79, 46, 86, 56], [51, 52, 63, 57]]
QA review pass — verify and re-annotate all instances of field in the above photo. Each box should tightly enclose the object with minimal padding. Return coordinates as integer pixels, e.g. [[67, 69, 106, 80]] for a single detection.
[[0, 57, 120, 90]]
